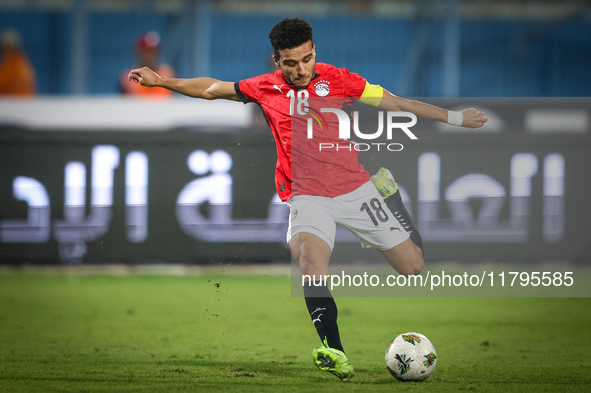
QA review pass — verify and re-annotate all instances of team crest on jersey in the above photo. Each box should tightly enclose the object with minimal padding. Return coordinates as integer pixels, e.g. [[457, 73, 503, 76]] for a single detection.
[[314, 80, 330, 97]]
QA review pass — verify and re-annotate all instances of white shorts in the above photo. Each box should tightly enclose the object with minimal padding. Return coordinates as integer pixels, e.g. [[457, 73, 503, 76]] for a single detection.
[[286, 180, 410, 251]]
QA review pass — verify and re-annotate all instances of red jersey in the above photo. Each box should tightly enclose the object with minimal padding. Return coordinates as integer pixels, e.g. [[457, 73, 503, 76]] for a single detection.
[[236, 62, 371, 201]]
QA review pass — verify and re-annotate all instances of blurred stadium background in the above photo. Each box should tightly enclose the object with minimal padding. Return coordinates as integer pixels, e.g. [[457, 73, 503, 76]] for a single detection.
[[0, 0, 590, 267], [1, 0, 591, 95]]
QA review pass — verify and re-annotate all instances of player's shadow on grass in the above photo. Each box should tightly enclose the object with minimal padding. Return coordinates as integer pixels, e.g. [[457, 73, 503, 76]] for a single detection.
[[159, 358, 400, 384], [161, 358, 306, 378]]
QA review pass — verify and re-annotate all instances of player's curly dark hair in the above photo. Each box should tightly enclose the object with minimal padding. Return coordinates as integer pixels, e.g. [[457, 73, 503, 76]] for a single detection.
[[269, 18, 313, 58]]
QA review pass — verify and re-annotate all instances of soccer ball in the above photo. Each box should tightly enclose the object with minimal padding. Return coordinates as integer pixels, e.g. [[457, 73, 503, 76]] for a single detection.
[[385, 332, 437, 381]]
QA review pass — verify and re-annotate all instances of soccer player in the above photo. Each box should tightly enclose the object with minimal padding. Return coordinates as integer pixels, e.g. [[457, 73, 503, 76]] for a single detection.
[[128, 17, 487, 381]]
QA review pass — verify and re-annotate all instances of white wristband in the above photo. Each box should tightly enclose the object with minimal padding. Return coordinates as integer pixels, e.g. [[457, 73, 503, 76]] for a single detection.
[[447, 110, 463, 126]]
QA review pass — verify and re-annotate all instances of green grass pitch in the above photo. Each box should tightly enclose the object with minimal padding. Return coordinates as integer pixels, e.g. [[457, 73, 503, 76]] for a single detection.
[[0, 270, 590, 392]]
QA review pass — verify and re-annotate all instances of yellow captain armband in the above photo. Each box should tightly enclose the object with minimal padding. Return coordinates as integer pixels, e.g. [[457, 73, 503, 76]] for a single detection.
[[359, 82, 384, 107]]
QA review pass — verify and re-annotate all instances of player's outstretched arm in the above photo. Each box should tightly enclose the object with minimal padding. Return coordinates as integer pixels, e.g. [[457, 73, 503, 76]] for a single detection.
[[127, 66, 240, 101], [378, 89, 487, 128]]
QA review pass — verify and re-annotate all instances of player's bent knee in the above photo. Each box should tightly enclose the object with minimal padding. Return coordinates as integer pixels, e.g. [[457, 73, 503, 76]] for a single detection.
[[396, 256, 423, 276], [381, 238, 424, 276], [290, 232, 331, 277], [412, 256, 424, 276], [298, 254, 325, 277]]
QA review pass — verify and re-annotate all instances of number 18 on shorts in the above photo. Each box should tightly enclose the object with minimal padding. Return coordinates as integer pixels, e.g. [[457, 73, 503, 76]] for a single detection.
[[287, 181, 410, 251]]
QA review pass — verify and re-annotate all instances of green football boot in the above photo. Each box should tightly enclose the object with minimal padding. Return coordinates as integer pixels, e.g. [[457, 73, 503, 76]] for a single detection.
[[312, 347, 354, 381], [371, 167, 398, 198]]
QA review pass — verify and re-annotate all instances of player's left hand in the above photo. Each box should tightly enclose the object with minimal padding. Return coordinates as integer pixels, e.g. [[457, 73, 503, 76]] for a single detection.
[[461, 108, 488, 128]]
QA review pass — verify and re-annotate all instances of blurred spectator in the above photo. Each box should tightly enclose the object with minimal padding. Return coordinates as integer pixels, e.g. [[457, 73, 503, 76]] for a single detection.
[[120, 31, 175, 98], [0, 28, 37, 96]]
